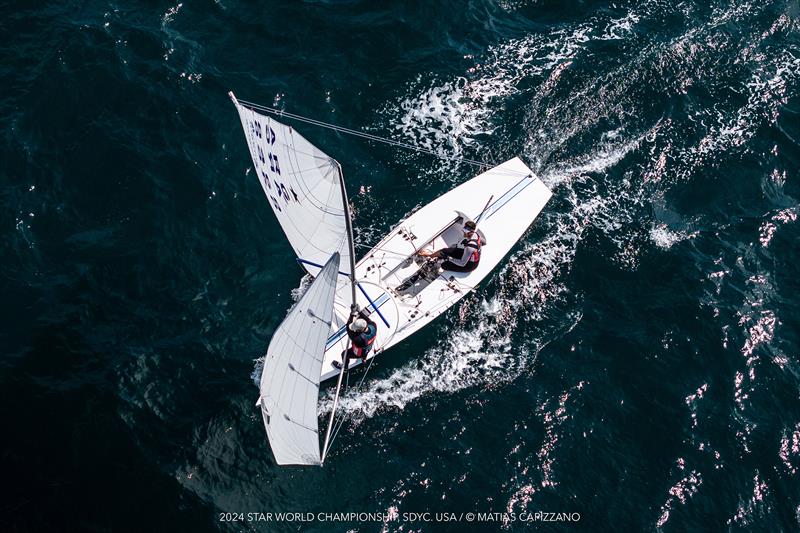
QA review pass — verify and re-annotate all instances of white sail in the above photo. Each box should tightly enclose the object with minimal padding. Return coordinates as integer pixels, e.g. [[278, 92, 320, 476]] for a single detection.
[[258, 252, 341, 466], [230, 93, 351, 277]]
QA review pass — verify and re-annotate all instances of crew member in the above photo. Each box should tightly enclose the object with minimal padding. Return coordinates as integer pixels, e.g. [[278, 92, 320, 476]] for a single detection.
[[418, 220, 483, 273], [332, 307, 378, 370]]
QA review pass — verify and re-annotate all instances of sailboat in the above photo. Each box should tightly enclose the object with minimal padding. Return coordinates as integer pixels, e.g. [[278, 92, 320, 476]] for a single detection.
[[230, 92, 552, 465]]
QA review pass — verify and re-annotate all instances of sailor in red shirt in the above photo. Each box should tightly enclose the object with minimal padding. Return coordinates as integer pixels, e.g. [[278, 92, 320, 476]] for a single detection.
[[332, 306, 378, 370], [418, 219, 483, 273]]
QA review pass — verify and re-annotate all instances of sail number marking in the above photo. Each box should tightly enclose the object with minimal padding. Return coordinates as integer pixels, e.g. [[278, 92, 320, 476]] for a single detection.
[[250, 119, 300, 212]]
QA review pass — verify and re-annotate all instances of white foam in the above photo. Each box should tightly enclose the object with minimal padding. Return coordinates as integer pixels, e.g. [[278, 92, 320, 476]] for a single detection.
[[727, 471, 769, 526], [599, 11, 641, 40], [319, 306, 536, 421], [779, 423, 800, 475], [393, 78, 491, 158], [541, 134, 645, 188], [162, 2, 183, 24], [673, 44, 800, 179], [381, 19, 599, 178], [655, 464, 703, 529], [759, 207, 797, 247], [650, 224, 697, 250]]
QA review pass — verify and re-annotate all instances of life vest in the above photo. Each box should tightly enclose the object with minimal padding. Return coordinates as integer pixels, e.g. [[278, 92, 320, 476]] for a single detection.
[[466, 236, 482, 263]]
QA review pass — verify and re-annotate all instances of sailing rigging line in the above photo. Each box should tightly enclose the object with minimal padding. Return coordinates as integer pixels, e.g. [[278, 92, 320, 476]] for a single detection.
[[235, 99, 493, 171], [321, 165, 359, 465], [325, 353, 379, 456]]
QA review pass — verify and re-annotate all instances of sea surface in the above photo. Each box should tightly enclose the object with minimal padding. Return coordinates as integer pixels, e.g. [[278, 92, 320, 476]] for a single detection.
[[2, 0, 800, 531]]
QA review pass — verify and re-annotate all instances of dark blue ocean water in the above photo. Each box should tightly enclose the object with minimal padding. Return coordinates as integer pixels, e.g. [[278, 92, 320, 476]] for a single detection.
[[2, 0, 800, 531]]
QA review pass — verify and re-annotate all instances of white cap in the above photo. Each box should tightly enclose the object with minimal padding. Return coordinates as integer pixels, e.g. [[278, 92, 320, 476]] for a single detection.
[[349, 318, 368, 333]]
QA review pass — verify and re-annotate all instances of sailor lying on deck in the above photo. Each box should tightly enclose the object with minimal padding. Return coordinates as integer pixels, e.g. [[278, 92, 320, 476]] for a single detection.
[[417, 220, 484, 273], [332, 307, 378, 370]]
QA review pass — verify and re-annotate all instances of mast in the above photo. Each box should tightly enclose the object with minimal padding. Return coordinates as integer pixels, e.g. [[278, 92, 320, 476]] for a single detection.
[[337, 161, 358, 305], [320, 162, 357, 465]]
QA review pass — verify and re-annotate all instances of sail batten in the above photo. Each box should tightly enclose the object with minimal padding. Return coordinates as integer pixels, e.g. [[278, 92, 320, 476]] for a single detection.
[[230, 93, 352, 277]]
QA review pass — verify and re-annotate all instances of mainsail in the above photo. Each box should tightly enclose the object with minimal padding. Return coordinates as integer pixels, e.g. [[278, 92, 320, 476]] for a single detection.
[[229, 92, 352, 277], [258, 252, 341, 466]]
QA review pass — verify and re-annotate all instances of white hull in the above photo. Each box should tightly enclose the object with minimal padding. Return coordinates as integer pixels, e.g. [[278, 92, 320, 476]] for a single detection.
[[319, 157, 552, 381]]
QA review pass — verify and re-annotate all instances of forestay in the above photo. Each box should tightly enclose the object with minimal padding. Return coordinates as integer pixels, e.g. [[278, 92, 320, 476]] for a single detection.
[[258, 252, 341, 466], [230, 92, 351, 277]]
